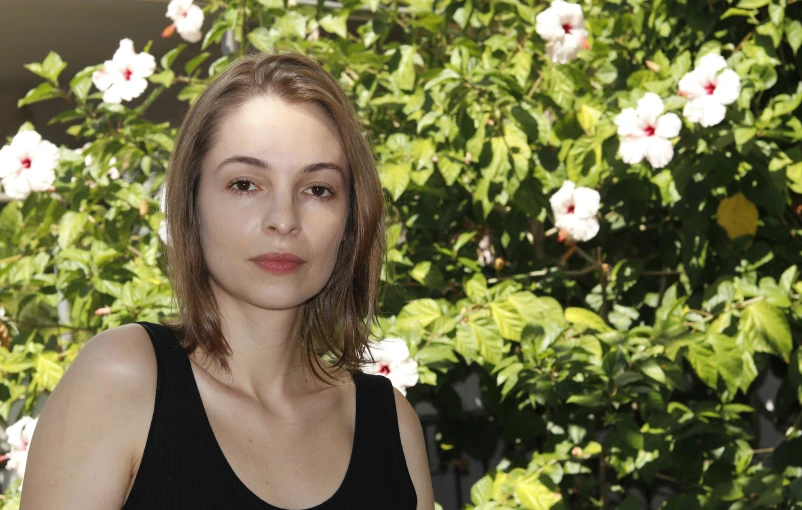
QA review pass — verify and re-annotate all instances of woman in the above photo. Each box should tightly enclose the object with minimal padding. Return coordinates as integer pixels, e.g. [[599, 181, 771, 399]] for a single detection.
[[21, 51, 434, 509]]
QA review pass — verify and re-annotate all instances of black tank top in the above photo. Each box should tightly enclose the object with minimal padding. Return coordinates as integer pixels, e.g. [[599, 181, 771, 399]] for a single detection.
[[122, 321, 417, 509]]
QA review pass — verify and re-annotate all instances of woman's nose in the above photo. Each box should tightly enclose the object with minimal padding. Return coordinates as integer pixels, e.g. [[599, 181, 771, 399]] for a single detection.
[[261, 190, 301, 236]]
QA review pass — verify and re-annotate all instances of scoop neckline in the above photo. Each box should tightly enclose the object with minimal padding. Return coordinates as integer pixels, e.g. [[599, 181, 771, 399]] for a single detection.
[[182, 354, 362, 510]]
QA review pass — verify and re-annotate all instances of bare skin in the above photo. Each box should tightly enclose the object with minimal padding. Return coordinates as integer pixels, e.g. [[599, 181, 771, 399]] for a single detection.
[[21, 96, 435, 509]]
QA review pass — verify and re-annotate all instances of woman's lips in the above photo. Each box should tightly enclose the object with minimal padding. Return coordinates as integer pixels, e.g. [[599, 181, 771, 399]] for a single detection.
[[252, 259, 303, 275]]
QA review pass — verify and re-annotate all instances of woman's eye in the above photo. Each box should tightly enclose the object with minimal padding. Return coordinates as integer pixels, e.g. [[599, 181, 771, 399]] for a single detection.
[[306, 185, 334, 200], [230, 179, 257, 195]]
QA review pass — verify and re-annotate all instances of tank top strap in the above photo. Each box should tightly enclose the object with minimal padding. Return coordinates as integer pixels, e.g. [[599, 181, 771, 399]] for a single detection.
[[350, 371, 417, 506], [125, 321, 222, 509]]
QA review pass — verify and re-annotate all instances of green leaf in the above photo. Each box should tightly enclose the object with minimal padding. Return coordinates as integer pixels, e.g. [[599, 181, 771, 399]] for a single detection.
[[248, 27, 279, 53], [397, 299, 441, 329], [484, 137, 510, 180], [379, 163, 411, 200], [686, 342, 718, 390], [768, 2, 784, 26], [734, 127, 756, 146], [149, 69, 175, 88], [567, 392, 604, 407], [69, 65, 98, 102], [160, 44, 187, 70], [432, 154, 458, 185], [515, 473, 563, 510], [464, 273, 488, 304], [708, 333, 744, 397], [565, 307, 612, 333], [639, 359, 666, 384], [58, 211, 88, 249], [275, 11, 308, 38], [786, 19, 802, 55], [203, 16, 232, 51], [24, 51, 67, 84], [457, 315, 505, 364], [741, 301, 792, 362], [184, 53, 211, 76], [757, 22, 782, 48], [470, 474, 494, 505], [33, 352, 64, 392], [392, 45, 417, 92], [319, 11, 349, 38], [508, 51, 532, 88], [17, 82, 62, 107], [491, 293, 564, 341], [736, 0, 770, 8]]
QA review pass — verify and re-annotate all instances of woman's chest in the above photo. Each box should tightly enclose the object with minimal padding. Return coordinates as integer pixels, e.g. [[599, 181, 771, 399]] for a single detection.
[[205, 397, 357, 508]]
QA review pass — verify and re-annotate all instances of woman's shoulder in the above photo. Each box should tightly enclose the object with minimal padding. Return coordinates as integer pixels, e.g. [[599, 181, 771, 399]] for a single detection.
[[72, 323, 159, 390], [20, 324, 158, 507]]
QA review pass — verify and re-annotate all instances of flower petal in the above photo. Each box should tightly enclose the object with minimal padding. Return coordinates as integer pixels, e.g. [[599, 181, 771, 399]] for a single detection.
[[678, 69, 706, 99], [713, 69, 741, 105], [655, 112, 682, 139], [536, 6, 565, 41], [684, 96, 727, 127], [549, 180, 576, 216], [614, 108, 642, 137], [645, 136, 674, 168], [545, 38, 580, 64], [2, 176, 32, 200], [696, 53, 728, 84], [619, 137, 647, 165], [558, 214, 599, 242], [571, 186, 600, 218], [636, 92, 665, 126]]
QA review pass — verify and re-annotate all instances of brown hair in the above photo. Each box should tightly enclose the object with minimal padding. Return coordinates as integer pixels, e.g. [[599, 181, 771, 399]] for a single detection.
[[159, 50, 387, 385]]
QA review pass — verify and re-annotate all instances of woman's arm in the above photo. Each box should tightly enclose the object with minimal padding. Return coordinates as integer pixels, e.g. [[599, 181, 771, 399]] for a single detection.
[[20, 325, 157, 510], [393, 387, 436, 510]]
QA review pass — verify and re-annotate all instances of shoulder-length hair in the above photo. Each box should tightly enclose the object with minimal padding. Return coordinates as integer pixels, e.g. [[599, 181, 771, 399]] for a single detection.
[[159, 50, 388, 385]]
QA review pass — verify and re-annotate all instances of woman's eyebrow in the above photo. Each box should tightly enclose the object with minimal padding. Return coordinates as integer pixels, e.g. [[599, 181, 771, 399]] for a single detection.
[[215, 155, 345, 178]]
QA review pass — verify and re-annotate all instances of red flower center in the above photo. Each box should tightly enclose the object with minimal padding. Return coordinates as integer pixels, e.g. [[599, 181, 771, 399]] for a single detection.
[[705, 82, 716, 95], [567, 205, 575, 214], [21, 157, 32, 169], [644, 125, 655, 137], [379, 363, 391, 375], [562, 23, 572, 34], [124, 68, 133, 81]]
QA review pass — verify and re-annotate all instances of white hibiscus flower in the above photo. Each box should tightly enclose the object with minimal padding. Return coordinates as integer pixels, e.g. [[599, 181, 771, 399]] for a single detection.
[[2, 416, 38, 483], [535, 0, 589, 64], [91, 39, 156, 104], [678, 53, 741, 127], [0, 130, 59, 200], [614, 92, 682, 169], [362, 338, 419, 396], [164, 0, 204, 43], [549, 180, 601, 243]]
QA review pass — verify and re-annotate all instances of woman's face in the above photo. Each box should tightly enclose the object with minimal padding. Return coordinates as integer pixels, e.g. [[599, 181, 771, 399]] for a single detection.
[[196, 95, 351, 310]]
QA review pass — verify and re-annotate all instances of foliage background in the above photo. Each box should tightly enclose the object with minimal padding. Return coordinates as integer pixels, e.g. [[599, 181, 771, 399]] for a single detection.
[[2, 0, 802, 507]]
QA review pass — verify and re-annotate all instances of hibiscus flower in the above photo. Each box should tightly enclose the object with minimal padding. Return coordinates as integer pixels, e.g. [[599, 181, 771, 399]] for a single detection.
[[535, 0, 589, 64], [362, 338, 419, 396], [549, 180, 601, 243], [163, 0, 204, 43], [2, 416, 38, 483], [91, 39, 156, 104], [0, 130, 59, 200], [678, 53, 741, 127], [614, 92, 682, 169]]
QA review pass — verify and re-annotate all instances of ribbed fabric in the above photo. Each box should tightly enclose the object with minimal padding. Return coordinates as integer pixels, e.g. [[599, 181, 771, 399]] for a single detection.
[[123, 321, 417, 510]]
